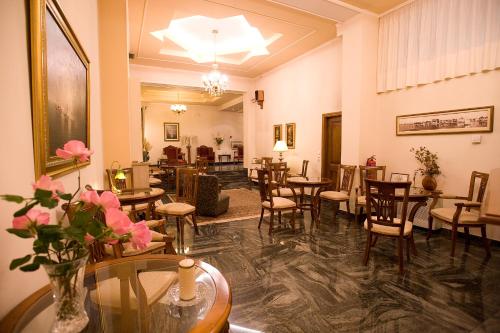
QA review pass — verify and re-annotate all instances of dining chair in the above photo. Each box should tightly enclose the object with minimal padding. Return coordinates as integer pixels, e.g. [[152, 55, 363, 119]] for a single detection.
[[257, 168, 297, 234], [269, 162, 299, 201], [363, 179, 414, 274], [248, 156, 273, 187], [427, 171, 490, 257], [318, 164, 356, 222], [355, 166, 387, 222], [289, 160, 309, 178], [156, 168, 199, 249]]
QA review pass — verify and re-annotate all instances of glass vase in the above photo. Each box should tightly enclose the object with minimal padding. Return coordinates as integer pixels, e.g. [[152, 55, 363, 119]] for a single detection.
[[43, 254, 89, 333]]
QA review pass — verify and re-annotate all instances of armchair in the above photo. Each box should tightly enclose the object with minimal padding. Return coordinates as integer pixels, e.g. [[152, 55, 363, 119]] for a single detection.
[[196, 145, 215, 163], [162, 145, 186, 165], [196, 175, 230, 217], [427, 171, 490, 257]]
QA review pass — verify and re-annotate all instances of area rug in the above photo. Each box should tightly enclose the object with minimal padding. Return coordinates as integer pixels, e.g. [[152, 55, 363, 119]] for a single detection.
[[167, 188, 268, 225]]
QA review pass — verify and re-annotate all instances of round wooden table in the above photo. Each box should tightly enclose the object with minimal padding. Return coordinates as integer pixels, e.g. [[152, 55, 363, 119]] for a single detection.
[[117, 187, 165, 220], [394, 187, 433, 222], [287, 177, 333, 221], [0, 255, 231, 333]]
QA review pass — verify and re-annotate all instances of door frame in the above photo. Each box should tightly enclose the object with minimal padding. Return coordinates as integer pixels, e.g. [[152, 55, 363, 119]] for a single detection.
[[321, 112, 342, 177]]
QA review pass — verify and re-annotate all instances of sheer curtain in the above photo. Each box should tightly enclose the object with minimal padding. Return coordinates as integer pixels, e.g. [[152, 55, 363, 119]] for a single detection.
[[377, 0, 500, 93]]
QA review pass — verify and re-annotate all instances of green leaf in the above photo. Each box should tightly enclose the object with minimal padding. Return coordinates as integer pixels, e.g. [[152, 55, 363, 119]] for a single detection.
[[33, 256, 53, 265], [13, 202, 38, 217], [33, 239, 49, 254], [64, 226, 85, 243], [58, 192, 73, 201], [20, 262, 40, 272], [2, 195, 25, 203], [6, 228, 33, 238], [51, 240, 64, 251], [37, 225, 62, 243], [9, 255, 32, 270], [34, 188, 53, 200], [70, 211, 91, 228], [39, 196, 58, 209]]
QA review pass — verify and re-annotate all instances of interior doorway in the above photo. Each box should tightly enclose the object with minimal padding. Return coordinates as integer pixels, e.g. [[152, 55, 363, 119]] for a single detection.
[[321, 112, 342, 186]]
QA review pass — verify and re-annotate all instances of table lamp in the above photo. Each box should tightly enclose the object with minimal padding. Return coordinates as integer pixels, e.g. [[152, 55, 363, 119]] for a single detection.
[[273, 140, 288, 162], [110, 161, 127, 193]]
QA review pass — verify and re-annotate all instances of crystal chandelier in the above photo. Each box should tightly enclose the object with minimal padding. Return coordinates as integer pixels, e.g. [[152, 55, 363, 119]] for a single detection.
[[202, 30, 228, 97], [170, 92, 187, 114]]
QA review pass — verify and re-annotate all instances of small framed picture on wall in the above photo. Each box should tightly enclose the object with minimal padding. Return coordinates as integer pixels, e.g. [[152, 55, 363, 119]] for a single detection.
[[164, 122, 180, 141], [273, 124, 282, 145], [285, 123, 296, 149]]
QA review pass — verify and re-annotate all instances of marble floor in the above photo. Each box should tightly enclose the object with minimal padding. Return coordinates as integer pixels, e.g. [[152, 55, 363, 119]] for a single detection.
[[167, 204, 500, 333]]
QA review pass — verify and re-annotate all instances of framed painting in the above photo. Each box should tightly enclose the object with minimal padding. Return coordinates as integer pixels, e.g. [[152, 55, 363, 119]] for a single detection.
[[273, 124, 282, 145], [285, 123, 296, 149], [390, 173, 410, 182], [164, 123, 180, 141], [30, 0, 90, 179], [396, 106, 494, 136]]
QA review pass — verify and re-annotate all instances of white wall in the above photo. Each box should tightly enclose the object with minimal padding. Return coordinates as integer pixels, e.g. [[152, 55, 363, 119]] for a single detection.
[[0, 0, 103, 319], [376, 69, 500, 240], [143, 103, 243, 162], [253, 39, 342, 176]]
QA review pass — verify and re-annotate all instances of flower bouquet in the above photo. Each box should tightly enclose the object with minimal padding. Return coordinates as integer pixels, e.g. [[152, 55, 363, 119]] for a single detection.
[[410, 146, 441, 190], [2, 140, 152, 333]]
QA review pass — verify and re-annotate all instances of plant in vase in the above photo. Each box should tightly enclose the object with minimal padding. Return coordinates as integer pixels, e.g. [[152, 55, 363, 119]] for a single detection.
[[410, 146, 441, 191], [142, 138, 152, 162], [2, 140, 152, 333], [214, 136, 224, 150]]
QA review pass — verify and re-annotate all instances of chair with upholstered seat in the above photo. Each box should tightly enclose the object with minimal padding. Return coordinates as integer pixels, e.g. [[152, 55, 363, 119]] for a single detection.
[[318, 164, 356, 222], [269, 162, 301, 200], [427, 171, 490, 257], [196, 174, 230, 217], [163, 145, 186, 165], [248, 157, 273, 187], [363, 179, 414, 274], [196, 145, 215, 163], [288, 160, 309, 178], [355, 166, 387, 222], [156, 168, 199, 250], [257, 168, 297, 234]]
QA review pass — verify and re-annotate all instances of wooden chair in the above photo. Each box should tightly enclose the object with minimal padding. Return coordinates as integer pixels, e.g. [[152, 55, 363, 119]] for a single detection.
[[318, 164, 356, 222], [257, 168, 297, 234], [195, 156, 209, 175], [163, 145, 186, 165], [363, 179, 414, 274], [427, 171, 490, 257], [233, 145, 244, 163], [289, 160, 309, 178], [106, 168, 149, 221], [156, 168, 199, 250], [248, 157, 273, 186], [196, 145, 215, 163], [269, 162, 298, 200], [355, 166, 387, 222]]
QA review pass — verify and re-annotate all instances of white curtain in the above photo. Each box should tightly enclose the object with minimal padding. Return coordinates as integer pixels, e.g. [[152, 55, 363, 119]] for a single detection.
[[377, 0, 500, 93]]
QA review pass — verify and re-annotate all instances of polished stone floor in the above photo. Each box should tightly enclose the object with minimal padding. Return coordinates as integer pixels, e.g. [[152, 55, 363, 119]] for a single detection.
[[168, 204, 500, 333]]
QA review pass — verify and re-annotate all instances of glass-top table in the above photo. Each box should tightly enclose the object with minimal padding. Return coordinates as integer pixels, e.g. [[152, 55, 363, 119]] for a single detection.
[[0, 255, 231, 333]]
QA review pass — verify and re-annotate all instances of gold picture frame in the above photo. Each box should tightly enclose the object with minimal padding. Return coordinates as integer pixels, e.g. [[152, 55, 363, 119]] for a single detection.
[[30, 0, 91, 179], [285, 123, 296, 149], [273, 124, 282, 145], [164, 122, 180, 141], [396, 106, 494, 136]]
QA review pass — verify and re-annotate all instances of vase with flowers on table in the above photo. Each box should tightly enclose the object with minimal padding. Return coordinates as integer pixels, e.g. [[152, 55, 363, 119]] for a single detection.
[[411, 146, 441, 191]]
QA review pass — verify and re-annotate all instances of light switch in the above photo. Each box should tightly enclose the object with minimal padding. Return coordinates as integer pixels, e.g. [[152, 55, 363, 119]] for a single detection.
[[472, 135, 482, 144]]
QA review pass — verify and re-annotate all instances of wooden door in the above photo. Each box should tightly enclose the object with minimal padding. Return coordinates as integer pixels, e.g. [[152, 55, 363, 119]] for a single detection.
[[322, 113, 342, 186]]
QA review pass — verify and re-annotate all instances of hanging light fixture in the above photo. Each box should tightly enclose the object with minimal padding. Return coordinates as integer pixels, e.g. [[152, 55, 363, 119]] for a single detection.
[[170, 91, 187, 115], [202, 29, 228, 97]]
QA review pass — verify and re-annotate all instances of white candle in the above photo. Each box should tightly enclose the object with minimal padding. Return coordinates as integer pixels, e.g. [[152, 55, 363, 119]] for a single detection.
[[178, 258, 196, 300]]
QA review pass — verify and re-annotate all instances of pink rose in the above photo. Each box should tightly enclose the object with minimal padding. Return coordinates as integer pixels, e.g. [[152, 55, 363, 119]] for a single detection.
[[129, 221, 152, 250], [56, 140, 93, 162], [12, 209, 50, 229], [80, 190, 120, 211], [105, 208, 132, 235], [32, 175, 65, 199]]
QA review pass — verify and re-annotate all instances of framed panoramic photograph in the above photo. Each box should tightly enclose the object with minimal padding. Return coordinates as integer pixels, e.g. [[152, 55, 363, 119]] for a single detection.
[[390, 173, 410, 182], [285, 123, 296, 149], [273, 124, 282, 145], [30, 0, 90, 179], [396, 106, 494, 136], [164, 123, 180, 141]]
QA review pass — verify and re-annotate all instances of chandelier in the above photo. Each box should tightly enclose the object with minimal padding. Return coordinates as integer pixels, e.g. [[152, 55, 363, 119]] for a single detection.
[[170, 92, 187, 114], [202, 30, 228, 97]]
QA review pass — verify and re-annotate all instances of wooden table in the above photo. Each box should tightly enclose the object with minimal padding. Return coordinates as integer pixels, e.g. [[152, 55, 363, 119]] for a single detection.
[[117, 187, 165, 220], [394, 187, 433, 222], [218, 154, 232, 169], [287, 177, 333, 221], [0, 255, 232, 333]]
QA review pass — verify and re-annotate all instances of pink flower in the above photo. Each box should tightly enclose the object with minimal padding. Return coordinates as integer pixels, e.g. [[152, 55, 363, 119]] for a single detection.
[[80, 190, 120, 211], [84, 233, 95, 244], [105, 208, 132, 235], [105, 237, 119, 245], [32, 175, 65, 199], [56, 140, 93, 162], [129, 221, 152, 250], [12, 209, 50, 230]]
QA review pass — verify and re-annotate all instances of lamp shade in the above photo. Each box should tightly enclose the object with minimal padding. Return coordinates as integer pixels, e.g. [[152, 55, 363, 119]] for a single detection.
[[273, 140, 288, 152], [114, 169, 127, 180]]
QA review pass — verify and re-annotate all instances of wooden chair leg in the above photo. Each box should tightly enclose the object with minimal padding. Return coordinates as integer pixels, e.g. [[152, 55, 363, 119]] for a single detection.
[[354, 205, 358, 223], [406, 238, 410, 262], [278, 211, 282, 226], [332, 202, 338, 222], [269, 210, 274, 235], [346, 201, 351, 215], [291, 208, 296, 230], [192, 213, 199, 235], [410, 233, 417, 256], [363, 231, 372, 265], [258, 208, 264, 229], [427, 215, 434, 240], [450, 224, 458, 257], [481, 225, 491, 258], [371, 235, 378, 247], [398, 237, 404, 274], [464, 227, 470, 252]]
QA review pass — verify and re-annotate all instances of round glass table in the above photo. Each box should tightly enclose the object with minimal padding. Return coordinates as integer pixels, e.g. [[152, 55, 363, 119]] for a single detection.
[[0, 255, 231, 333], [287, 177, 333, 221]]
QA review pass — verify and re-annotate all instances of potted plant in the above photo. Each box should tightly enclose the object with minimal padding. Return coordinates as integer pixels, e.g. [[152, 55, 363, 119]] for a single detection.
[[214, 136, 224, 149], [410, 146, 441, 191], [2, 140, 152, 333], [142, 138, 152, 162]]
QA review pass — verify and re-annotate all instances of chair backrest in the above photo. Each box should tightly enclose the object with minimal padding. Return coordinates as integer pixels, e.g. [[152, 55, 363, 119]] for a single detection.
[[197, 145, 213, 157], [300, 160, 309, 177], [106, 168, 133, 192], [257, 168, 272, 205], [269, 162, 288, 186], [359, 166, 386, 195], [163, 145, 180, 160], [467, 171, 489, 203], [365, 179, 411, 235], [195, 157, 209, 174], [196, 174, 219, 207], [262, 157, 273, 168], [337, 164, 356, 194], [176, 168, 198, 205]]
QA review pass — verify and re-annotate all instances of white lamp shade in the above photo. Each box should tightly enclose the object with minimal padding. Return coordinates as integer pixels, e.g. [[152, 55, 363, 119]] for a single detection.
[[273, 140, 288, 152]]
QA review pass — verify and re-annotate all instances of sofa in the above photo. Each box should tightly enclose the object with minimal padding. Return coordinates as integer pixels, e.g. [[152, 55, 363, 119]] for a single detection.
[[196, 175, 230, 217], [196, 145, 215, 163]]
